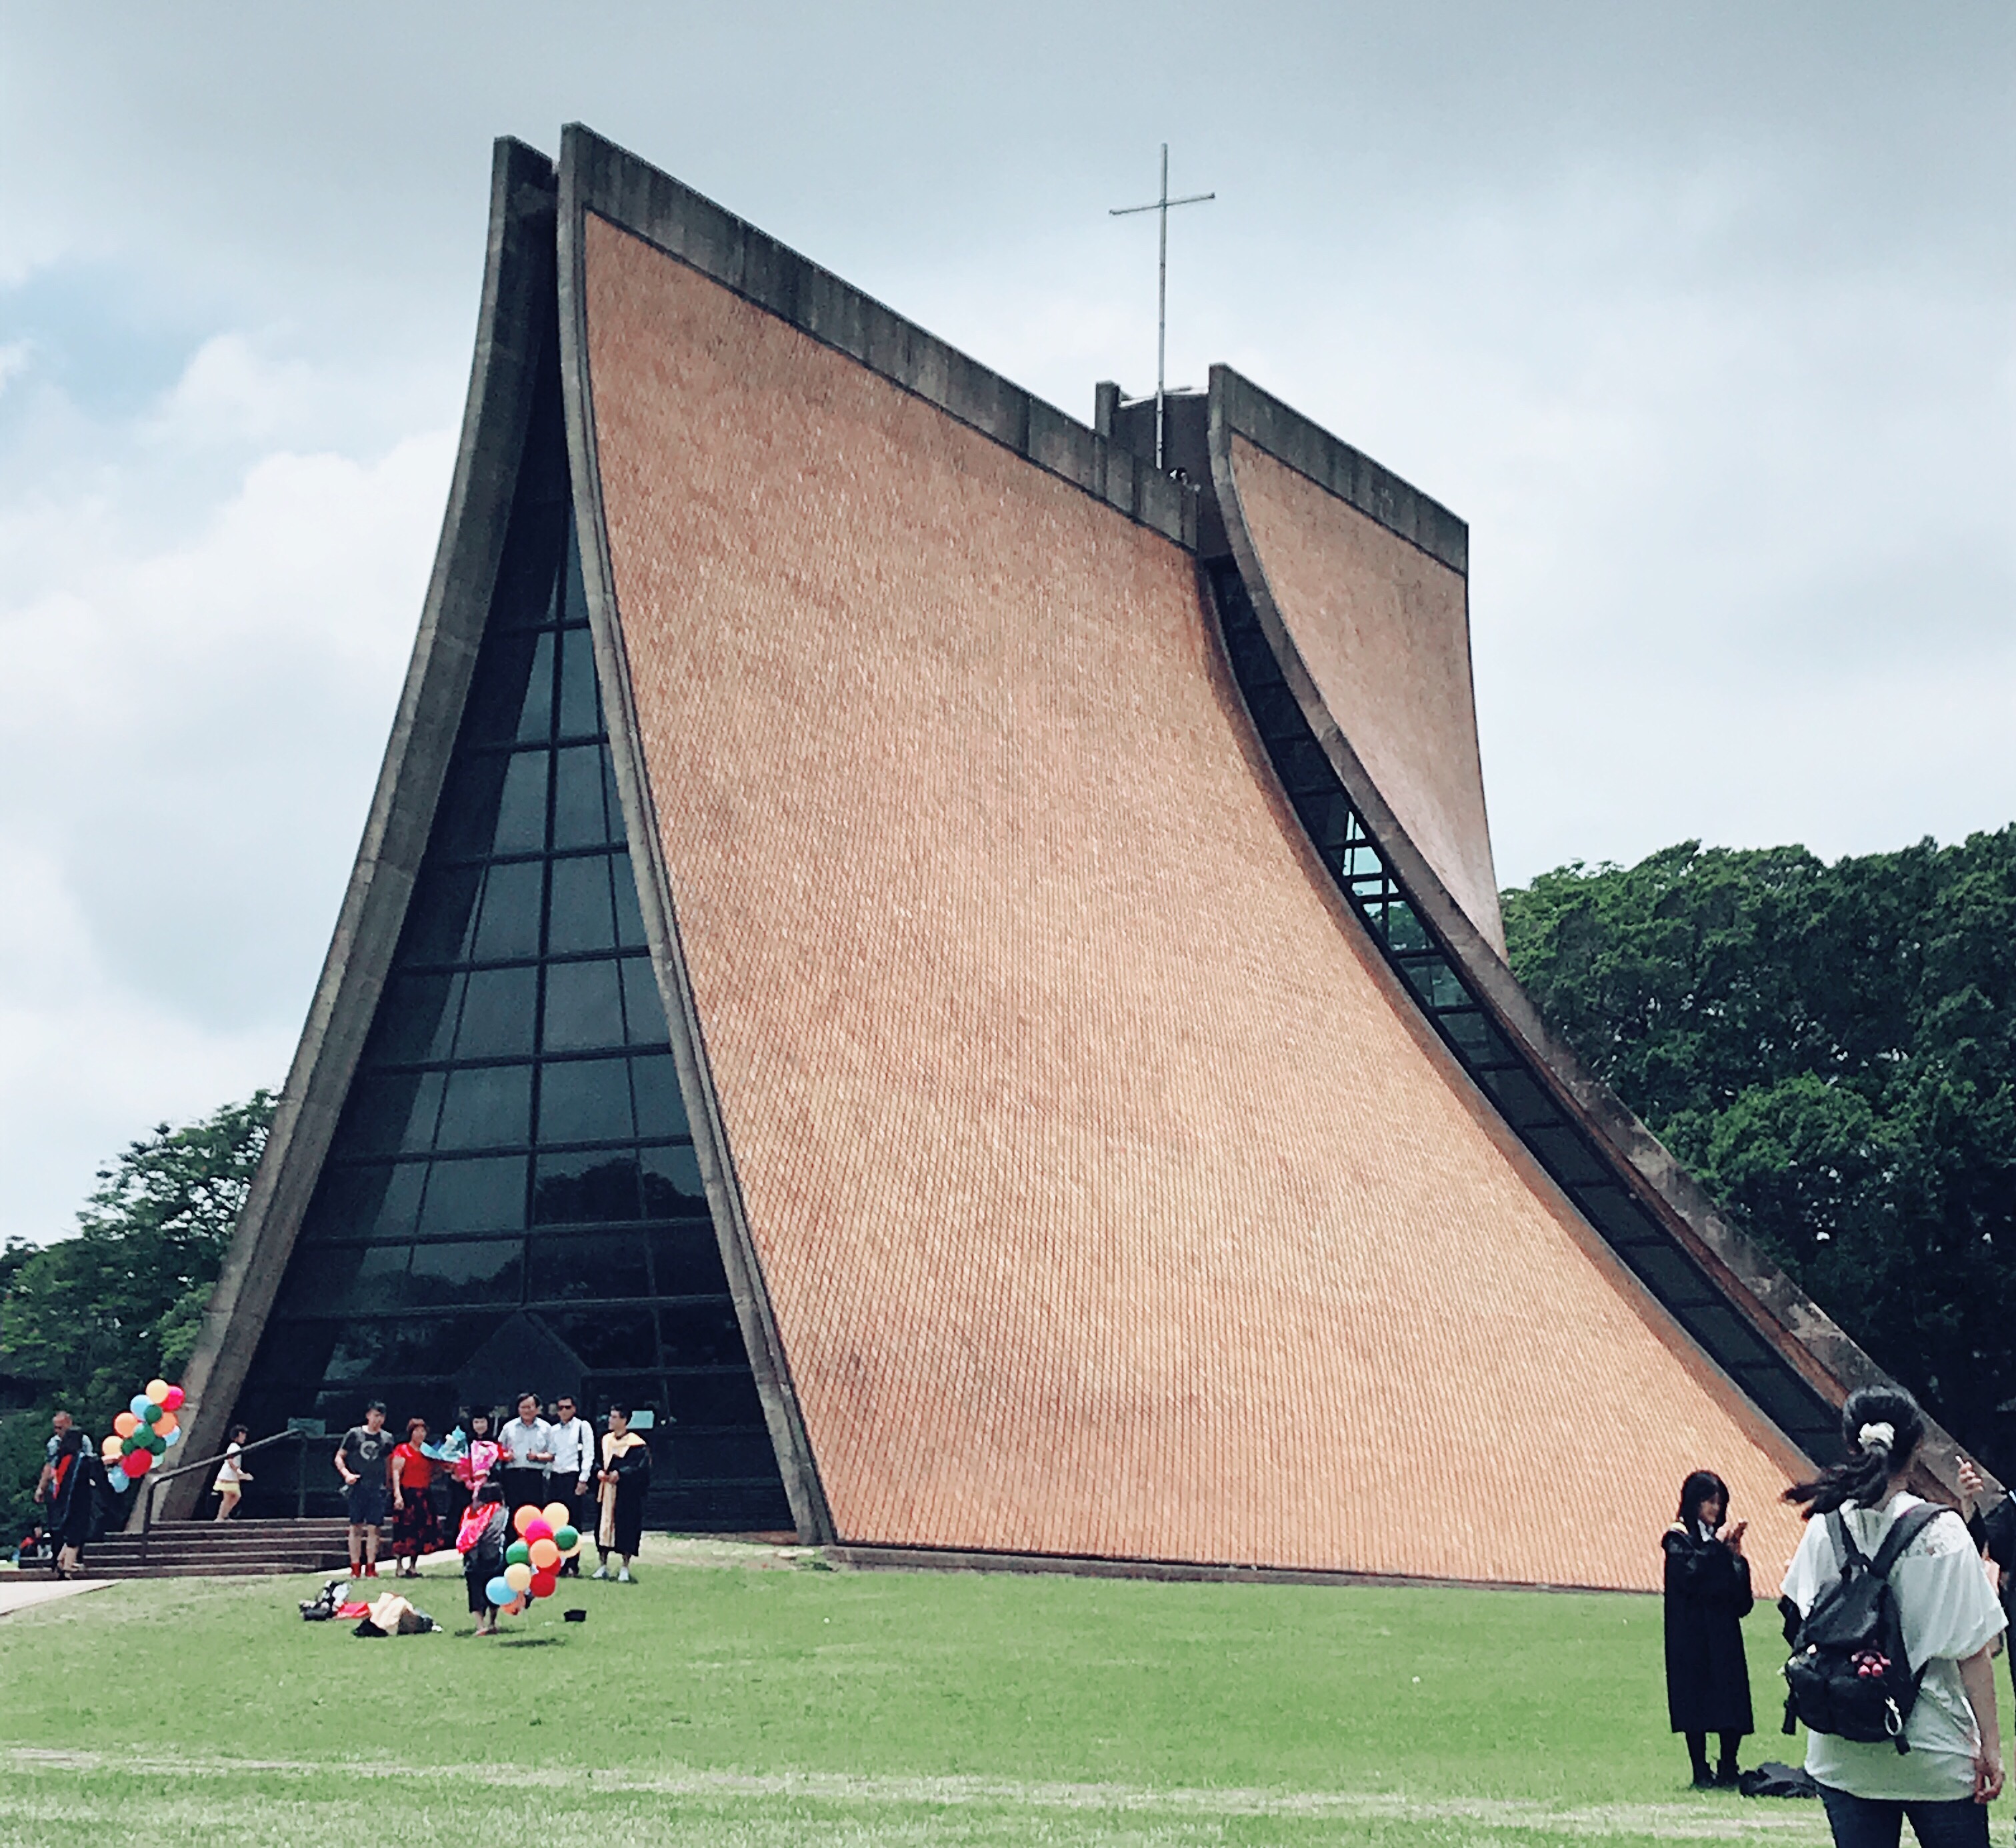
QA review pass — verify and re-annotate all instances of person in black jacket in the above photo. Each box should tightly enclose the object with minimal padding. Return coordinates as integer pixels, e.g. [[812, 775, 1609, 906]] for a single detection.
[[1959, 1459, 2016, 1695], [1663, 1468, 1754, 1788]]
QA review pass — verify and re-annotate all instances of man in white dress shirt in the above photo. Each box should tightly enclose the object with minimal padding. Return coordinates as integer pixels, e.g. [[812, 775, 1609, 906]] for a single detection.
[[547, 1395, 596, 1576], [497, 1391, 555, 1517]]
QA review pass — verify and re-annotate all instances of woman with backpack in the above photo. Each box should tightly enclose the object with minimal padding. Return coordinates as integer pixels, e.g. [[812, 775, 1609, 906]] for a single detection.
[[1781, 1385, 2005, 1848], [1663, 1469, 1754, 1787]]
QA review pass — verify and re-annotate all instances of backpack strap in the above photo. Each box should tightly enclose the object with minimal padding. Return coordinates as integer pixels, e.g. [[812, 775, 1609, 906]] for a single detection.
[[1827, 1508, 1865, 1572], [1869, 1503, 1945, 1582]]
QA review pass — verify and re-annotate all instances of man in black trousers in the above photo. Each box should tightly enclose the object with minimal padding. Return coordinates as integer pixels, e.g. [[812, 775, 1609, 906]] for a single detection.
[[547, 1394, 596, 1576]]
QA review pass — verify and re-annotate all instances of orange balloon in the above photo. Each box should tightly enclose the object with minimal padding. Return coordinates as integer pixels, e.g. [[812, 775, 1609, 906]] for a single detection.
[[113, 1411, 139, 1438], [154, 1411, 177, 1437], [512, 1505, 538, 1537], [528, 1537, 560, 1571]]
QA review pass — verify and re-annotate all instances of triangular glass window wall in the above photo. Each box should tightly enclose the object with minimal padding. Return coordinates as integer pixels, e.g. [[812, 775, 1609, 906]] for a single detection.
[[234, 459, 789, 1533]]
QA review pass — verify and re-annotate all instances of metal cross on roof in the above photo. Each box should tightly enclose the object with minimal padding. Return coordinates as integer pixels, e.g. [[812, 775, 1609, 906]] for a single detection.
[[1110, 144, 1215, 471]]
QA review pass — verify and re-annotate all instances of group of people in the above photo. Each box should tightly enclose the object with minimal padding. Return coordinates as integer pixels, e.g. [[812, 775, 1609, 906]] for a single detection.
[[326, 1393, 652, 1609], [1663, 1385, 2007, 1848]]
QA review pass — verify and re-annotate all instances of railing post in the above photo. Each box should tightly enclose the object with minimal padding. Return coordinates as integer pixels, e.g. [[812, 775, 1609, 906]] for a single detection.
[[297, 1431, 307, 1521]]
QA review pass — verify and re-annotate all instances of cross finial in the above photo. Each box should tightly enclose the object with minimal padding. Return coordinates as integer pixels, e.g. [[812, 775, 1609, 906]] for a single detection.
[[1111, 145, 1215, 471]]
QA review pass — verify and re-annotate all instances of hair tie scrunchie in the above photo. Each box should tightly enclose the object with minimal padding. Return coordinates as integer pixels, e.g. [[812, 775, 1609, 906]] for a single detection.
[[1858, 1421, 1895, 1455]]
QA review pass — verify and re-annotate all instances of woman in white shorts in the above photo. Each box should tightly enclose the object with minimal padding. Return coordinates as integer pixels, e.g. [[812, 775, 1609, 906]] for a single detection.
[[213, 1424, 252, 1520]]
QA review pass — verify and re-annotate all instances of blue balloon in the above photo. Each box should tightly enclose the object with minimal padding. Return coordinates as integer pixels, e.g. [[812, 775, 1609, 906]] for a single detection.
[[129, 1395, 152, 1418], [163, 1424, 183, 1446], [485, 1575, 513, 1608], [109, 1470, 131, 1493]]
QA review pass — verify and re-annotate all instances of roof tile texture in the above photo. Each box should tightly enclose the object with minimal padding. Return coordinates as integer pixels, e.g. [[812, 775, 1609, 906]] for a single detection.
[[583, 213, 1807, 1591], [1231, 437, 1507, 955]]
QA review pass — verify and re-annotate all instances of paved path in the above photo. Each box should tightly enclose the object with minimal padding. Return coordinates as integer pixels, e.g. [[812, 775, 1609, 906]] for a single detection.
[[0, 1577, 113, 1617]]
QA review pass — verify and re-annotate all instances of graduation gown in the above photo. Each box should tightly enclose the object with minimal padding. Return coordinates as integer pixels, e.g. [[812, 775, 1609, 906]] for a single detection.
[[1663, 1522, 1755, 1734]]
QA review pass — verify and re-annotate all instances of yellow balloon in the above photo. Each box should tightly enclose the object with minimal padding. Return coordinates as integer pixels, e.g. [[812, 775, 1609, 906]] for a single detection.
[[144, 1378, 171, 1405], [541, 1501, 571, 1529], [503, 1562, 533, 1594]]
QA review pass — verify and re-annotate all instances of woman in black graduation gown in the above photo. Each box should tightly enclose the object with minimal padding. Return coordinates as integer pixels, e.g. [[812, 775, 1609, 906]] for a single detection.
[[1663, 1469, 1754, 1787], [46, 1429, 103, 1577], [593, 1404, 651, 1583]]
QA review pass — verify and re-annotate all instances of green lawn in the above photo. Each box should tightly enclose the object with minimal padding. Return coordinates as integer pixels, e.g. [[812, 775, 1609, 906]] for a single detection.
[[0, 1537, 1881, 1847]]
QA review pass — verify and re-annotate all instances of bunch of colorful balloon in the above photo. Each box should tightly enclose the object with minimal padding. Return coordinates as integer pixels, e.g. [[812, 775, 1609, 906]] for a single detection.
[[99, 1378, 186, 1495], [484, 1501, 583, 1613]]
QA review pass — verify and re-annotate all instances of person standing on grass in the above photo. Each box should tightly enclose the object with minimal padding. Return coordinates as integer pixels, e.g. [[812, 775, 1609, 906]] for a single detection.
[[1782, 1385, 2004, 1848], [212, 1425, 253, 1520], [335, 1401, 394, 1578], [457, 1477, 510, 1637], [1663, 1469, 1753, 1787], [32, 1409, 72, 1508], [387, 1418, 447, 1576], [547, 1395, 595, 1577], [1957, 1459, 2015, 1705], [45, 1427, 103, 1578], [497, 1392, 555, 1517], [593, 1403, 651, 1582]]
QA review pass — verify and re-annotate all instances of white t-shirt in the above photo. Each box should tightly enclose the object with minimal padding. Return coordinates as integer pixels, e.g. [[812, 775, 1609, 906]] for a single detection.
[[547, 1417, 595, 1481], [497, 1417, 554, 1469], [1781, 1493, 2004, 1801]]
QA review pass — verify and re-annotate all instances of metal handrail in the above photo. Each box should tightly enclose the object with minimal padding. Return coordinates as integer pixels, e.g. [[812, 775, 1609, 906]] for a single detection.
[[137, 1427, 318, 1562]]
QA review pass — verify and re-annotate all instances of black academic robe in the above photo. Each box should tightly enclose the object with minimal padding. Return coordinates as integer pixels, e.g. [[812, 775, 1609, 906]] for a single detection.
[[1969, 1495, 2016, 1631], [1662, 1523, 1754, 1735]]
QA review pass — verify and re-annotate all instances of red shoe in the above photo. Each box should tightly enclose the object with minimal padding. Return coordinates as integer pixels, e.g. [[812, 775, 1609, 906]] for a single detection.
[[363, 1563, 379, 1578]]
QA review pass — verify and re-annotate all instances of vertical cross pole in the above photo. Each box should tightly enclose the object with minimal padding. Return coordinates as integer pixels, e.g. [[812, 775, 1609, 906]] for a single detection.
[[1111, 150, 1215, 472]]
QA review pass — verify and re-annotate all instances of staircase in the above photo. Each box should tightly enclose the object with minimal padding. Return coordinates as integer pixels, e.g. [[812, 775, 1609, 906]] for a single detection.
[[19, 1519, 354, 1581]]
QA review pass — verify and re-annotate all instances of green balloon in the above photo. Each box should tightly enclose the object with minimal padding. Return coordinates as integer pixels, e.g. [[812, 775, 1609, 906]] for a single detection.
[[146, 1431, 168, 1454], [505, 1540, 531, 1567], [122, 1431, 145, 1454], [141, 1401, 165, 1425], [554, 1525, 579, 1552]]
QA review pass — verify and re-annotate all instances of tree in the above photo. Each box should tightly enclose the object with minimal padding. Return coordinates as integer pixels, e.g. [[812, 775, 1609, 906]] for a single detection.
[[0, 1093, 275, 1538], [1503, 828, 2016, 1477]]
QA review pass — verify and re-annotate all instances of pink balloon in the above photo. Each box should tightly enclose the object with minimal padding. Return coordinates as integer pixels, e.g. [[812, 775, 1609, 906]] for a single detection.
[[162, 1385, 185, 1411]]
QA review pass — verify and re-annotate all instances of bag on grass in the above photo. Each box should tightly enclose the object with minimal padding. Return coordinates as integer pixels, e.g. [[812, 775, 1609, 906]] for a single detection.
[[1781, 1504, 1943, 1752], [1737, 1761, 1819, 1799]]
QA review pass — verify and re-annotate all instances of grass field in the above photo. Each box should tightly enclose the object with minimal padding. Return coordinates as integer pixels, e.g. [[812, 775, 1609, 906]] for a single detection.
[[0, 1536, 1910, 1847]]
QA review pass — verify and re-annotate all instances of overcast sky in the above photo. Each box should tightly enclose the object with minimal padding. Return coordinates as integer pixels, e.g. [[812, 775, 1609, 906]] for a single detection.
[[2, 3, 2010, 1243]]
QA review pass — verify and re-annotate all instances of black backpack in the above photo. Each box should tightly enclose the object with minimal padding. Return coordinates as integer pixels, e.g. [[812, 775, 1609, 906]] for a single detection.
[[1781, 1503, 1943, 1752]]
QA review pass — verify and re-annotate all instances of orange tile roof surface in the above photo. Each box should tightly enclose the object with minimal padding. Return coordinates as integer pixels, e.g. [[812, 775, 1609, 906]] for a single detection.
[[583, 213, 1810, 1591], [1229, 437, 1507, 957]]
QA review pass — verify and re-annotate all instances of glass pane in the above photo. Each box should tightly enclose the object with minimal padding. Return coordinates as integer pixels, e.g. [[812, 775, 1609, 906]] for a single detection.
[[453, 967, 539, 1058], [551, 746, 611, 849], [461, 628, 549, 745], [641, 1144, 707, 1218], [430, 755, 510, 862], [399, 867, 483, 966], [547, 854, 616, 955], [491, 751, 551, 856], [659, 1297, 747, 1365], [526, 1231, 651, 1303], [665, 1366, 765, 1428], [409, 1238, 525, 1306], [435, 1065, 533, 1151], [602, 753, 626, 842], [646, 1223, 725, 1297], [472, 860, 544, 961], [557, 626, 602, 737], [538, 1057, 634, 1145], [545, 1307, 656, 1369], [612, 851, 647, 947], [301, 1163, 425, 1244], [621, 956, 669, 1045], [275, 1243, 413, 1319], [418, 1155, 527, 1235], [367, 973, 465, 1066], [342, 1071, 445, 1156], [533, 1151, 642, 1225], [543, 960, 625, 1052], [630, 1054, 687, 1141]]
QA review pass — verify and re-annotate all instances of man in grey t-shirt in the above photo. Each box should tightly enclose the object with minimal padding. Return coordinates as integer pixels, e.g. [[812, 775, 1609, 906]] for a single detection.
[[334, 1403, 393, 1576]]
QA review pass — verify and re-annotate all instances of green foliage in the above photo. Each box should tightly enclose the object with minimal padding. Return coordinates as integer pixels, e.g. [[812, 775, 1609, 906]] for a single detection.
[[0, 1092, 274, 1535], [1503, 827, 2016, 1471]]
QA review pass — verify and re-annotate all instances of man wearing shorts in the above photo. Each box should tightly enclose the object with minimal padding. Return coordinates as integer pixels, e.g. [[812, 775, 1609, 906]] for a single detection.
[[335, 1402, 393, 1577]]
